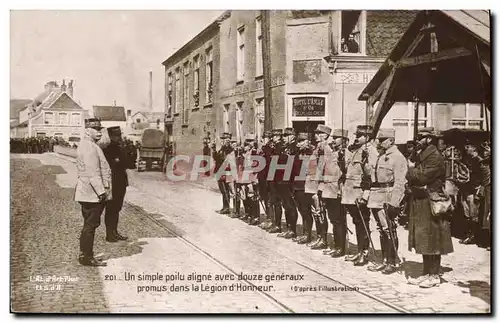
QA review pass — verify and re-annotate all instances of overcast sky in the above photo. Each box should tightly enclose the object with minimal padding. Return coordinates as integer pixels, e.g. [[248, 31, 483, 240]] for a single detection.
[[10, 10, 224, 112]]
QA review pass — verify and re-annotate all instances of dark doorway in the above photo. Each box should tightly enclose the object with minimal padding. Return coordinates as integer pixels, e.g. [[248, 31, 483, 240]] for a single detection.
[[292, 121, 325, 135]]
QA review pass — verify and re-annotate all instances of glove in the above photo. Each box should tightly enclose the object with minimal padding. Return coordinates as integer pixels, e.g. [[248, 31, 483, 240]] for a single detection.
[[384, 203, 399, 221], [355, 197, 367, 205], [98, 192, 107, 203]]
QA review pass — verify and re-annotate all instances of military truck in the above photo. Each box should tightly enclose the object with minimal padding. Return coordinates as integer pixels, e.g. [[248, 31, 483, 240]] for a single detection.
[[136, 129, 165, 172]]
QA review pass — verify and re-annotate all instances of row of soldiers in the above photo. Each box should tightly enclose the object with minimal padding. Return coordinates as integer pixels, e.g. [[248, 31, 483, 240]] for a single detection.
[[213, 124, 407, 276], [10, 137, 69, 154]]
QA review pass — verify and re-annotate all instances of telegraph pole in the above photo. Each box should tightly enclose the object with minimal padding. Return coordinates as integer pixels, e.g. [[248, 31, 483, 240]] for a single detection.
[[261, 10, 273, 131]]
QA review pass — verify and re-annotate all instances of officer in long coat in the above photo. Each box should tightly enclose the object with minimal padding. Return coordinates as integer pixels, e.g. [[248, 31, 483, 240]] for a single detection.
[[212, 133, 232, 214], [342, 125, 378, 266], [102, 126, 130, 242], [307, 124, 331, 250], [367, 128, 408, 274], [74, 118, 112, 267], [406, 127, 453, 288], [321, 128, 349, 257], [291, 132, 314, 244], [267, 129, 285, 234], [258, 131, 273, 230]]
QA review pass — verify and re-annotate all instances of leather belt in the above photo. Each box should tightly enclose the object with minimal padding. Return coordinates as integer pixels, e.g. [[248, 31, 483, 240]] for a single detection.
[[371, 182, 394, 188]]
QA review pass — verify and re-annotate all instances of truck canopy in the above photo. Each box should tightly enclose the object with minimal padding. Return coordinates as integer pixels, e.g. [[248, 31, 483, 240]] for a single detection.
[[141, 129, 165, 148]]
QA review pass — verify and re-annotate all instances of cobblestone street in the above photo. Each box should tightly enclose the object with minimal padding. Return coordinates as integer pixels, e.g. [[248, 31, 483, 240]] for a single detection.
[[10, 153, 491, 313]]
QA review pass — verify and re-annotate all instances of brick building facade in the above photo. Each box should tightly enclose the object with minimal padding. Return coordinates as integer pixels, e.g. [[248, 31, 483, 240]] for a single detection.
[[162, 12, 229, 156]]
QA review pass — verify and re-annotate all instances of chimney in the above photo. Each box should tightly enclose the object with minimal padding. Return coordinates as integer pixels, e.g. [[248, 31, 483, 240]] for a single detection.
[[148, 71, 153, 111], [127, 109, 132, 117], [61, 79, 67, 92], [113, 100, 116, 107], [68, 80, 74, 98], [44, 81, 59, 92]]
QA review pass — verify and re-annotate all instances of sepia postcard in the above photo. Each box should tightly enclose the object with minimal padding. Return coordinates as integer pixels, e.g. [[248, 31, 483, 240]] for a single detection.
[[10, 9, 491, 314]]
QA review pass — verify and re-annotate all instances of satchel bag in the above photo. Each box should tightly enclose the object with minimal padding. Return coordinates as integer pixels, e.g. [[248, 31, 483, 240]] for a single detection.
[[427, 186, 453, 217]]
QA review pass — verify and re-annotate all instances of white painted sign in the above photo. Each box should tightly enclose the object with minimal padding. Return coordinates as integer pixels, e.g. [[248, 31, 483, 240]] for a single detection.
[[335, 71, 376, 84]]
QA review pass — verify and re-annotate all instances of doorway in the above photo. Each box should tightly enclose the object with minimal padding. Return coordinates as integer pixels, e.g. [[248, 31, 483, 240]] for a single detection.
[[292, 121, 325, 134]]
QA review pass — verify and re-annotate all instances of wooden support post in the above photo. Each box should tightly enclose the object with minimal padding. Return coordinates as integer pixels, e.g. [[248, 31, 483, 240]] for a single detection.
[[261, 10, 273, 131]]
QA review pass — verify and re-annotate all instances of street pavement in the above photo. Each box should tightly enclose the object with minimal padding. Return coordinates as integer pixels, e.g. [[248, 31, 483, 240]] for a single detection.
[[10, 153, 491, 313]]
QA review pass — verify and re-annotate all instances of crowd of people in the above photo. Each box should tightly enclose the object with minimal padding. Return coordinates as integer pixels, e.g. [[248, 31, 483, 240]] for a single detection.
[[210, 124, 491, 289], [10, 136, 73, 153]]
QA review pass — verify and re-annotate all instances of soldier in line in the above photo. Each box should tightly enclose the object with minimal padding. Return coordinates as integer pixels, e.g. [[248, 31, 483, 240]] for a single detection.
[[267, 129, 285, 234], [102, 126, 130, 242], [227, 139, 240, 217], [212, 132, 233, 215], [366, 129, 408, 275], [239, 134, 261, 225], [258, 131, 273, 230], [307, 124, 331, 250], [303, 129, 322, 246], [74, 118, 111, 267], [342, 125, 379, 266], [321, 128, 349, 257], [277, 128, 299, 239], [406, 127, 454, 288], [291, 132, 314, 244], [479, 141, 491, 251]]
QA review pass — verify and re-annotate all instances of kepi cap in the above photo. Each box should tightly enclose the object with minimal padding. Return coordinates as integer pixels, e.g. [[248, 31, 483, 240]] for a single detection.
[[297, 132, 311, 142], [107, 126, 122, 136], [355, 125, 373, 136], [377, 128, 395, 139], [271, 129, 283, 136], [263, 130, 272, 138], [85, 118, 103, 130], [283, 127, 296, 136], [331, 129, 348, 139], [314, 124, 332, 135], [245, 133, 256, 141], [220, 132, 232, 139], [417, 127, 436, 137]]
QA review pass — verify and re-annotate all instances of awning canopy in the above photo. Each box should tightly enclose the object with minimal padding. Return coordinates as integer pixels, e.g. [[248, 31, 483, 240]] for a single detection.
[[358, 10, 490, 134]]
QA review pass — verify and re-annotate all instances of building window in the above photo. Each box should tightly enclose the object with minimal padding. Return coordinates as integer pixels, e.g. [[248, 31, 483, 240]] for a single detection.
[[237, 26, 245, 82], [451, 103, 485, 129], [183, 62, 190, 124], [193, 55, 200, 106], [44, 112, 54, 124], [205, 47, 213, 103], [392, 102, 430, 144], [175, 68, 181, 114], [255, 17, 263, 77], [167, 72, 173, 115], [58, 112, 68, 125], [223, 104, 230, 134], [236, 102, 243, 143], [255, 98, 264, 140], [54, 132, 64, 138], [36, 132, 46, 138], [339, 10, 366, 55], [136, 118, 141, 123], [71, 113, 81, 125]]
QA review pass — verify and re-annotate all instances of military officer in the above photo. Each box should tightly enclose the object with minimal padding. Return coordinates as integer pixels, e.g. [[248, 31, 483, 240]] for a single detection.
[[342, 125, 379, 266], [212, 133, 233, 214], [102, 126, 130, 242], [291, 132, 314, 244], [277, 127, 299, 239], [366, 128, 407, 274], [321, 128, 349, 257], [258, 131, 273, 230], [74, 118, 111, 267], [306, 124, 331, 250], [267, 129, 285, 234], [239, 134, 261, 225], [227, 139, 241, 217]]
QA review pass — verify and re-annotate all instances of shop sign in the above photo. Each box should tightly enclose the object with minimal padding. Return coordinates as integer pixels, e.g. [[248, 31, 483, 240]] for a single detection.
[[292, 96, 325, 117]]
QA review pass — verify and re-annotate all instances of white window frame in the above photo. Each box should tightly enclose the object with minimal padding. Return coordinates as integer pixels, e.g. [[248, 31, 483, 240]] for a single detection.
[[175, 68, 181, 114], [44, 112, 54, 124], [205, 47, 213, 103], [255, 17, 263, 77], [237, 26, 246, 82], [236, 102, 243, 143], [223, 104, 230, 133], [338, 10, 367, 56], [58, 112, 68, 125], [254, 97, 264, 140], [451, 103, 486, 130], [392, 102, 432, 143], [183, 62, 190, 124], [71, 112, 81, 125]]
